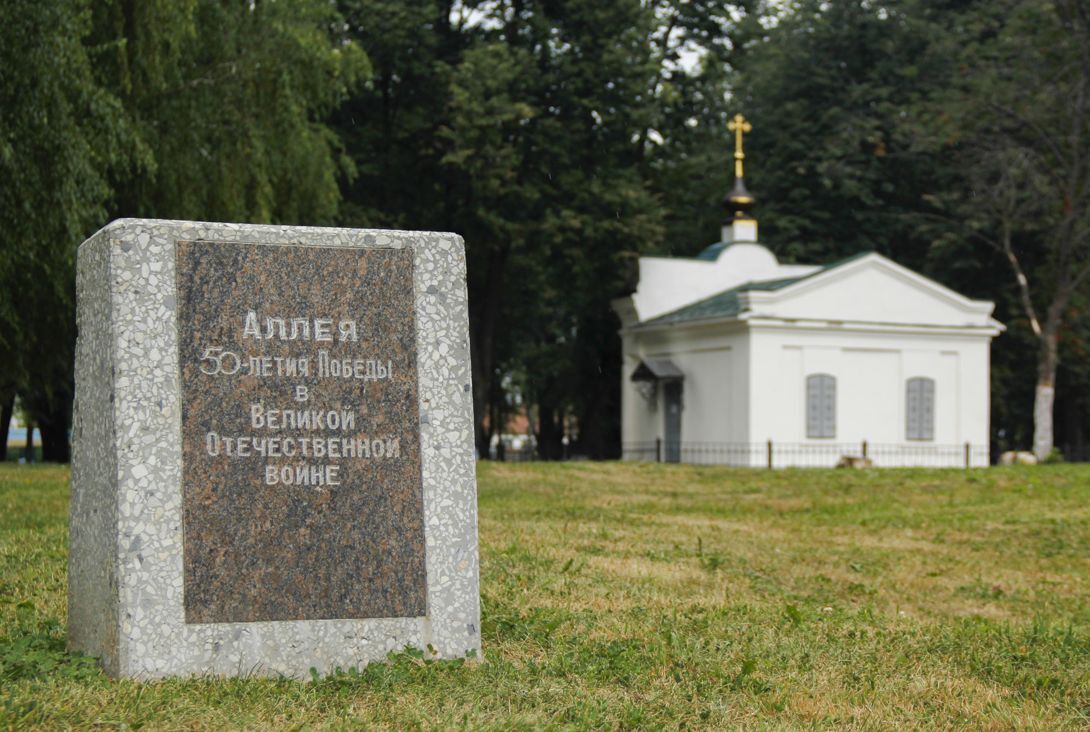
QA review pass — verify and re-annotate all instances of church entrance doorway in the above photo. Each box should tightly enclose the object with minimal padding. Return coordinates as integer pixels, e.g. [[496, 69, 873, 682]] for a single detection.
[[664, 381, 682, 462]]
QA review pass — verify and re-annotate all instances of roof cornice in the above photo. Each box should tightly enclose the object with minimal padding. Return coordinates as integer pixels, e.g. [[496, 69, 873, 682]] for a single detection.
[[625, 312, 1004, 337], [751, 252, 997, 316]]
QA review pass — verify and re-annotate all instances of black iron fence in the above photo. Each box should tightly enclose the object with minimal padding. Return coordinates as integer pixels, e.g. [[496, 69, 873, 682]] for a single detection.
[[487, 440, 1086, 464], [496, 447, 538, 462], [1059, 444, 1090, 463], [622, 440, 988, 468]]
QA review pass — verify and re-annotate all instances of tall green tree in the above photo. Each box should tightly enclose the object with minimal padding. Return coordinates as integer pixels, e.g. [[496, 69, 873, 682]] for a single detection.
[[644, 0, 759, 256], [442, 0, 677, 459], [0, 0, 133, 461], [92, 0, 369, 224], [1, 0, 367, 462], [333, 0, 460, 230], [335, 0, 749, 458], [731, 0, 958, 268], [923, 0, 1090, 460]]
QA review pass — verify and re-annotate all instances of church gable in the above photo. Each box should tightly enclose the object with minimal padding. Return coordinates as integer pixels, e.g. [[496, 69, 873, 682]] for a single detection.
[[744, 253, 999, 329]]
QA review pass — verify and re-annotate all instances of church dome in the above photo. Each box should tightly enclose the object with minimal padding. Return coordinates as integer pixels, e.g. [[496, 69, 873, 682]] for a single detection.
[[723, 176, 756, 220], [695, 241, 779, 268]]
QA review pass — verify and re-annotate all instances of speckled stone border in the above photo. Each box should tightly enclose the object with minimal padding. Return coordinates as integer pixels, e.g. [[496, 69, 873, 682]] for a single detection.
[[69, 219, 480, 679]]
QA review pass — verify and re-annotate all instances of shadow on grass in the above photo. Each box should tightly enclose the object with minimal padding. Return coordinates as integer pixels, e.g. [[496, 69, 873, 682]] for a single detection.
[[0, 616, 100, 683]]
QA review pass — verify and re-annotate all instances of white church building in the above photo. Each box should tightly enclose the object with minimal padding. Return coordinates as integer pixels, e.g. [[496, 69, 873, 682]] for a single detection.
[[613, 115, 1004, 468]]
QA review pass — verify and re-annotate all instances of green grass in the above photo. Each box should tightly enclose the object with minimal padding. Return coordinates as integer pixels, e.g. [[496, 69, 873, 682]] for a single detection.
[[2, 462, 1090, 729]]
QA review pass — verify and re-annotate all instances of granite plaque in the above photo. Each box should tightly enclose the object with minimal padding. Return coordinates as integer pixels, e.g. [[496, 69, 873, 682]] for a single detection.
[[175, 241, 426, 623], [69, 220, 480, 679]]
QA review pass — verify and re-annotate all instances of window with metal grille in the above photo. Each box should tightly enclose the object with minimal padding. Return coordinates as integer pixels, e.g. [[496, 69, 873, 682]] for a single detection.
[[906, 377, 935, 441], [806, 373, 836, 439]]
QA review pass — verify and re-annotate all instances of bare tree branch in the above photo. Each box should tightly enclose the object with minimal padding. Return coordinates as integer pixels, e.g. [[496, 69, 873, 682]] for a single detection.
[[1071, 258, 1090, 291], [1000, 218, 1042, 337]]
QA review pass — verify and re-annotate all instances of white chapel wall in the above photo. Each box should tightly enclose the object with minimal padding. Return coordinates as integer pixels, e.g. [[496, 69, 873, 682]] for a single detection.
[[748, 325, 991, 466], [620, 326, 750, 451], [620, 337, 660, 447]]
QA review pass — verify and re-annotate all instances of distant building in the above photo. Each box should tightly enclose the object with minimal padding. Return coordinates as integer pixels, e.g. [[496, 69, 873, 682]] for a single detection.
[[612, 115, 1004, 467]]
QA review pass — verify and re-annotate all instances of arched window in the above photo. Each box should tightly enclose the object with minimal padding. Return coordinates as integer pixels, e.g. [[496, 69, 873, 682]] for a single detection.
[[906, 377, 935, 441], [806, 374, 836, 439]]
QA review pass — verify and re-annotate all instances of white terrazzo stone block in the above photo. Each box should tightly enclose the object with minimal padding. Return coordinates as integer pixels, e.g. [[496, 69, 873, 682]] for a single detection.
[[69, 219, 480, 679]]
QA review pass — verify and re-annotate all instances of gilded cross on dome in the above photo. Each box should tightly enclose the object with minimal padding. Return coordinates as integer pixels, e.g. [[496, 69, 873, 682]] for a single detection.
[[727, 113, 752, 178]]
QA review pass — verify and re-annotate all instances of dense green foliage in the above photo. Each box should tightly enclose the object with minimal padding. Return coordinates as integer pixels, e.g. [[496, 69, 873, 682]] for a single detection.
[[1, 0, 1088, 459], [732, 0, 1090, 457], [925, 0, 1090, 458], [3, 462, 1090, 726], [0, 0, 133, 461], [90, 0, 368, 224], [331, 0, 742, 457], [330, 0, 1090, 458], [0, 0, 367, 460]]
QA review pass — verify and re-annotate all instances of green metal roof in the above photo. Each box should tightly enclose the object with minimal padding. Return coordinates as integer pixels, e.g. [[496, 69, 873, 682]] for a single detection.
[[695, 242, 729, 261], [642, 285, 746, 326], [693, 240, 760, 261], [640, 277, 801, 327], [638, 251, 876, 328]]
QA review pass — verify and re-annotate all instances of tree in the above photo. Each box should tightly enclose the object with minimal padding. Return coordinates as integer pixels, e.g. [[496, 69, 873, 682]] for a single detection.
[[730, 0, 960, 269], [1, 1, 367, 462], [440, 0, 674, 458], [92, 0, 369, 225], [331, 0, 767, 458], [439, 38, 541, 457], [644, 1, 758, 256], [925, 0, 1090, 460], [0, 0, 133, 461]]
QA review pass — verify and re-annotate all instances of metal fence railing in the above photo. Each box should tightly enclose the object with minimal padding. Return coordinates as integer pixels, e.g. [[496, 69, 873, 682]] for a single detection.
[[496, 447, 538, 462], [622, 440, 989, 468], [1059, 444, 1090, 463]]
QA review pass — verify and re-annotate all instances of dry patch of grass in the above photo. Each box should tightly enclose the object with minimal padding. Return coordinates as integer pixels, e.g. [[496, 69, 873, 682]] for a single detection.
[[2, 462, 1090, 729]]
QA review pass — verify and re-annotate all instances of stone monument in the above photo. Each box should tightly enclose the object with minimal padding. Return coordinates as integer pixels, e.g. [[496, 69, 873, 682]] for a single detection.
[[69, 219, 480, 679]]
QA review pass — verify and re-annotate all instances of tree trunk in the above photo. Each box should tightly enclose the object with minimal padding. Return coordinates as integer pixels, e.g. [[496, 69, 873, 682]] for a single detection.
[[574, 315, 622, 459], [1033, 383, 1055, 461], [40, 425, 71, 463], [470, 246, 507, 459], [1033, 325, 1060, 461], [25, 422, 34, 463], [0, 390, 13, 462], [536, 398, 564, 460], [38, 399, 71, 463]]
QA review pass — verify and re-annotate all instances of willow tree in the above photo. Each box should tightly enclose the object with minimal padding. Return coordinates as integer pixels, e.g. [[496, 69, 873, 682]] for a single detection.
[[0, 0, 133, 461], [92, 0, 369, 224], [1, 0, 368, 461]]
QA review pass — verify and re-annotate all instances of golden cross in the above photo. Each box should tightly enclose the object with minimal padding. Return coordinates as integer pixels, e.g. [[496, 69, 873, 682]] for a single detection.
[[727, 113, 752, 178]]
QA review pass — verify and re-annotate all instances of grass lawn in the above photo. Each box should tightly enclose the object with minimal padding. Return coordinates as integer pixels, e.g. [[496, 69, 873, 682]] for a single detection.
[[2, 462, 1089, 729]]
